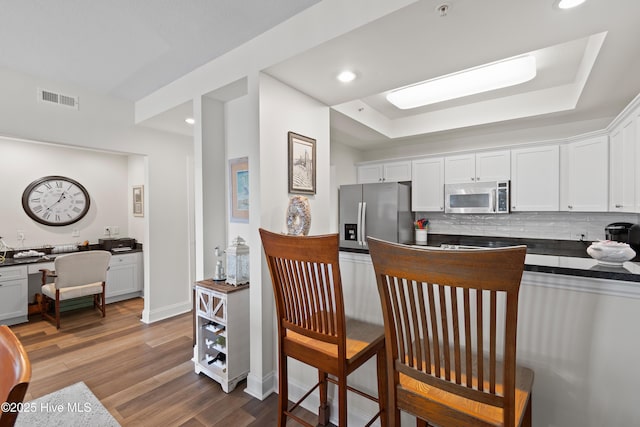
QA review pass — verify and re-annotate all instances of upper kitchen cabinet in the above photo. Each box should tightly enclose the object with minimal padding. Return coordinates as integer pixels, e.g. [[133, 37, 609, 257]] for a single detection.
[[560, 135, 609, 212], [412, 157, 444, 212], [609, 106, 640, 212], [357, 160, 411, 184], [511, 145, 559, 211], [444, 150, 510, 184]]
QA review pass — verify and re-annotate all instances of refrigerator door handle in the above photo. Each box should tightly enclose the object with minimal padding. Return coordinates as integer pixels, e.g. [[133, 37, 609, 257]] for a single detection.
[[357, 202, 363, 244], [361, 202, 367, 245]]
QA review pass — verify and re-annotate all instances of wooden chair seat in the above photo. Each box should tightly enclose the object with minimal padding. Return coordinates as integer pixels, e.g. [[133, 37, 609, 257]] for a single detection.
[[398, 365, 533, 427], [285, 317, 385, 374]]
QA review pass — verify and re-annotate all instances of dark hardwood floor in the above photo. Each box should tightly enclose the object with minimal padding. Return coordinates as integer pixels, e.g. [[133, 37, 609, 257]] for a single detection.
[[9, 298, 318, 426]]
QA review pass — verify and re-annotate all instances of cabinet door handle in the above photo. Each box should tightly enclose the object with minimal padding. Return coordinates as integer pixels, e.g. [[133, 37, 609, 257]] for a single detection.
[[477, 177, 480, 181], [471, 177, 475, 181], [512, 206, 516, 210], [616, 204, 623, 208], [568, 205, 573, 209]]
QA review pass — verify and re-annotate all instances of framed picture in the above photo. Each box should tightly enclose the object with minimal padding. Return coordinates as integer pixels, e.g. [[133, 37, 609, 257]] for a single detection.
[[288, 132, 316, 194], [132, 185, 144, 217], [229, 157, 249, 223]]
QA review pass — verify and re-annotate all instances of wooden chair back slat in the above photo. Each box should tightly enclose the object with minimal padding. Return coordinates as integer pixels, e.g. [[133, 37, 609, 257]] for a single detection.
[[368, 238, 527, 426], [260, 229, 345, 346]]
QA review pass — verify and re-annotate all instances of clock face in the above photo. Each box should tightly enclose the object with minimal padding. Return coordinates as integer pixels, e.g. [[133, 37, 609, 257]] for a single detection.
[[22, 176, 90, 226]]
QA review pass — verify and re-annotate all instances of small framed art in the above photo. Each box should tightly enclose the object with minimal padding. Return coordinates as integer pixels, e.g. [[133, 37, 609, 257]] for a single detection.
[[288, 131, 316, 195], [132, 185, 144, 217], [229, 157, 249, 223]]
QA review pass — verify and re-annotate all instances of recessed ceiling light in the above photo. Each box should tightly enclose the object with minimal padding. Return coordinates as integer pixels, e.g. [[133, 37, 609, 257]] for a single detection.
[[556, 0, 586, 9], [337, 70, 357, 83], [386, 55, 537, 110], [185, 117, 195, 125]]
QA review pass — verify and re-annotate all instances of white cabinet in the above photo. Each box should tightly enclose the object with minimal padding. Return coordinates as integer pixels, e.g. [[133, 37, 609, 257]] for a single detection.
[[412, 157, 445, 212], [609, 112, 639, 212], [444, 150, 510, 184], [194, 280, 249, 393], [357, 160, 411, 183], [106, 252, 143, 300], [511, 145, 559, 211], [560, 135, 609, 212], [0, 265, 28, 325]]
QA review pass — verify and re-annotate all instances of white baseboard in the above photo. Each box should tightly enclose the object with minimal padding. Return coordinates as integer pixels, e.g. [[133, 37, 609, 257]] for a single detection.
[[244, 371, 277, 400], [141, 301, 191, 324]]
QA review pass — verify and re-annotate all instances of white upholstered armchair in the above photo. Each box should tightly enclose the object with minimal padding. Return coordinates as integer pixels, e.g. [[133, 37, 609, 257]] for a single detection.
[[39, 250, 112, 329]]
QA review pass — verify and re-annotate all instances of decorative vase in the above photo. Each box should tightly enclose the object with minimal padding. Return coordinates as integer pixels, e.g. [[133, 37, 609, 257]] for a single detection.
[[286, 195, 311, 236]]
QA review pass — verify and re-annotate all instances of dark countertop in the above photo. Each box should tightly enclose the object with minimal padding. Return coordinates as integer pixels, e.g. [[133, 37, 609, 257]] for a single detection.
[[340, 234, 640, 283], [0, 244, 143, 268]]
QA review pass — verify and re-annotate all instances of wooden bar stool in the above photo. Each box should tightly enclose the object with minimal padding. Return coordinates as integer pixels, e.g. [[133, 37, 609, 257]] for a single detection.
[[368, 237, 533, 427], [0, 325, 31, 427], [259, 228, 387, 426]]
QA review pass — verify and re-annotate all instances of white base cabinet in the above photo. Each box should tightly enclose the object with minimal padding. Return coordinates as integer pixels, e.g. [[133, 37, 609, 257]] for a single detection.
[[106, 252, 143, 300], [0, 265, 28, 325], [193, 280, 249, 393]]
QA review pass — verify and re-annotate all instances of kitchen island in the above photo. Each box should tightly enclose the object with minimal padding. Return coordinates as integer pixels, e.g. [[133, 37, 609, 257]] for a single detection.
[[335, 235, 640, 427]]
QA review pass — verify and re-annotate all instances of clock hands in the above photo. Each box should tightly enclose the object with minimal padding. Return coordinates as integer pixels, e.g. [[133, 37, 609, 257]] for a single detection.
[[45, 192, 68, 211]]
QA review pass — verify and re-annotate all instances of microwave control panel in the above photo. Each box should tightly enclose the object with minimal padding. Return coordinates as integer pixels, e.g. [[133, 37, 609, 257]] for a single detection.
[[496, 181, 509, 213]]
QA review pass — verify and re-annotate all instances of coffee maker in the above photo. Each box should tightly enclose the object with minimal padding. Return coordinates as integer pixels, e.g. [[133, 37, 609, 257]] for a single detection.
[[605, 222, 640, 260], [605, 222, 633, 243]]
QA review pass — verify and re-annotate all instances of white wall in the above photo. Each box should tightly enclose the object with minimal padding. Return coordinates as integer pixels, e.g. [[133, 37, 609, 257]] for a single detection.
[[0, 136, 129, 248], [127, 154, 146, 244], [226, 94, 252, 245], [0, 66, 194, 324], [256, 73, 331, 401], [359, 116, 613, 162]]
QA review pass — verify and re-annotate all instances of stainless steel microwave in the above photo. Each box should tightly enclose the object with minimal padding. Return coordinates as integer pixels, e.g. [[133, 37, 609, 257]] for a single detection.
[[444, 181, 510, 214]]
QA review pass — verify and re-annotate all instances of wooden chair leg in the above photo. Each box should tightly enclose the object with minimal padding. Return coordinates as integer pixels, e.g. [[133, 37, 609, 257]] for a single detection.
[[55, 291, 61, 329], [278, 352, 288, 427], [376, 347, 388, 427], [522, 395, 532, 427], [101, 284, 106, 317], [338, 373, 347, 427], [40, 294, 48, 320], [318, 371, 330, 426]]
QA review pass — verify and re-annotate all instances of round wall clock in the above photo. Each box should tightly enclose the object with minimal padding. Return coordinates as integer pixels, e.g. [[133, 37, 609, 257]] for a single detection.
[[22, 175, 90, 226]]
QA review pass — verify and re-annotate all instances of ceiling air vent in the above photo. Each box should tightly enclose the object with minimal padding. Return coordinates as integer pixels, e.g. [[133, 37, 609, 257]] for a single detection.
[[37, 88, 79, 110]]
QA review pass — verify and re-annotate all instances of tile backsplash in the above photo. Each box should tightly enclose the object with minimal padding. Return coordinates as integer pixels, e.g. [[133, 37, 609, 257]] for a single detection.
[[415, 211, 640, 241]]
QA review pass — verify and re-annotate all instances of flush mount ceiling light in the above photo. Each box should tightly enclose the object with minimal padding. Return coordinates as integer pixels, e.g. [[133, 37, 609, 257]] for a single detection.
[[556, 0, 586, 9], [185, 117, 195, 125], [337, 70, 357, 83], [386, 55, 537, 110]]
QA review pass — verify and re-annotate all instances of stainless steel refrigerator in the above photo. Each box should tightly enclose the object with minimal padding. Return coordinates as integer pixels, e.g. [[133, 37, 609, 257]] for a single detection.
[[339, 182, 412, 249]]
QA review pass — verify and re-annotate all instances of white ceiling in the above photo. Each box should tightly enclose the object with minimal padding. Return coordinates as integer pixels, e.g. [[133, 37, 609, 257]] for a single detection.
[[2, 0, 639, 148], [266, 0, 640, 148], [0, 0, 319, 101]]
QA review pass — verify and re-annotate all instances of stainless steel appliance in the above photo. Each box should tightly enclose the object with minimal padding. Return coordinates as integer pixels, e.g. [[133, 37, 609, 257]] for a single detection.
[[339, 182, 412, 248], [605, 222, 633, 242], [445, 180, 510, 214]]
